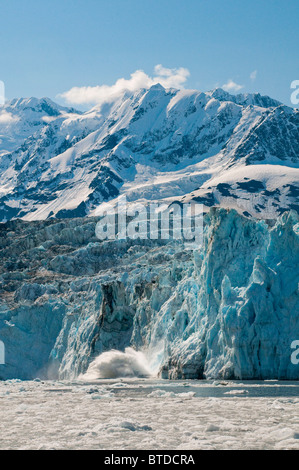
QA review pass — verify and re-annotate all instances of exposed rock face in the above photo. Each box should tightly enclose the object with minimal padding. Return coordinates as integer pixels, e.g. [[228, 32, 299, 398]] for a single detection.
[[0, 208, 298, 380]]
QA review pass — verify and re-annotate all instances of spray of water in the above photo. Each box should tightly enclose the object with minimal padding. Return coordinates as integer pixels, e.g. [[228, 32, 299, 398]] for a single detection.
[[79, 347, 154, 381]]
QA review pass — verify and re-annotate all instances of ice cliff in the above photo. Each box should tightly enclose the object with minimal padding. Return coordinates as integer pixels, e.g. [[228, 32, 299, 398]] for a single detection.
[[0, 208, 298, 380]]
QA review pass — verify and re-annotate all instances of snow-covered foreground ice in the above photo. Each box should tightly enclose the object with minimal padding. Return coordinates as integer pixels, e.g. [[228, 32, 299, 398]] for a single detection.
[[0, 379, 298, 450]]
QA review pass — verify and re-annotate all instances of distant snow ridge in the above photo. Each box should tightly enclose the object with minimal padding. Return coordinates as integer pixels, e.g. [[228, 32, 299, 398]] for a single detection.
[[0, 208, 298, 381], [0, 85, 298, 222]]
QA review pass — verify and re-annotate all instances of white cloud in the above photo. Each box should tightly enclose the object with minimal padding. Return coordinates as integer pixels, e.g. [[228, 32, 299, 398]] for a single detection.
[[250, 70, 257, 81], [59, 65, 190, 106], [0, 111, 19, 124], [222, 79, 244, 93], [42, 115, 57, 123]]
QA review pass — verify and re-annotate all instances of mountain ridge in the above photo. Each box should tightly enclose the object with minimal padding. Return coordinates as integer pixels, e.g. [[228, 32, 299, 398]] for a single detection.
[[0, 85, 298, 222]]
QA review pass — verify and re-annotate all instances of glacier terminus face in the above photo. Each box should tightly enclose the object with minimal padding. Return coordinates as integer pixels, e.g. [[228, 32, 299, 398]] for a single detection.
[[0, 208, 298, 381]]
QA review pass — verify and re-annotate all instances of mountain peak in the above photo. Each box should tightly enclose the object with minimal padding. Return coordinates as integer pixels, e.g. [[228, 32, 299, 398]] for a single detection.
[[149, 83, 165, 91], [7, 96, 76, 116], [209, 87, 232, 101], [207, 88, 282, 109]]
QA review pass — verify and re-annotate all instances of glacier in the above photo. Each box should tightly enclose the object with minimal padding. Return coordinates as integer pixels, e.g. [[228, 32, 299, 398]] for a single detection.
[[0, 86, 298, 222], [0, 207, 298, 381]]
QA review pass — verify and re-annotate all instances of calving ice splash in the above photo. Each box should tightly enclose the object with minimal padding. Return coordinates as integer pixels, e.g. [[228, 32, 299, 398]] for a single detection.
[[3, 338, 298, 382], [80, 348, 156, 380], [81, 341, 299, 382]]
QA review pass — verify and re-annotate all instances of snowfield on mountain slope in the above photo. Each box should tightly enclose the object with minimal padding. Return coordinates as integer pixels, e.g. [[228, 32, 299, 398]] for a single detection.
[[0, 85, 298, 222], [0, 380, 298, 450]]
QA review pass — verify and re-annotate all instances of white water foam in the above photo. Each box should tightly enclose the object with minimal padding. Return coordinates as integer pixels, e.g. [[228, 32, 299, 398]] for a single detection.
[[79, 347, 153, 380]]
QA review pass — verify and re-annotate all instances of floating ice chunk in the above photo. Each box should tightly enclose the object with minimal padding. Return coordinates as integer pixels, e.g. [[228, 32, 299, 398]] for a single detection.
[[148, 390, 176, 398], [224, 389, 249, 395], [147, 390, 195, 399], [93, 419, 152, 433], [205, 424, 220, 432]]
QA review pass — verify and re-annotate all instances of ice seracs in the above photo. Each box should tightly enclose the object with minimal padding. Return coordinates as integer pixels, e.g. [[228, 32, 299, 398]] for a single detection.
[[0, 208, 298, 381]]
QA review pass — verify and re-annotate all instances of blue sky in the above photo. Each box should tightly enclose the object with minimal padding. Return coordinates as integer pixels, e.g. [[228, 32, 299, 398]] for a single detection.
[[0, 0, 298, 107]]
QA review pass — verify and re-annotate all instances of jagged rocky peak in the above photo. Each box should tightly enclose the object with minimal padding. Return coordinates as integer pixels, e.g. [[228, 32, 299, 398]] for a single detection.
[[208, 87, 283, 108], [148, 83, 165, 91], [6, 96, 76, 116]]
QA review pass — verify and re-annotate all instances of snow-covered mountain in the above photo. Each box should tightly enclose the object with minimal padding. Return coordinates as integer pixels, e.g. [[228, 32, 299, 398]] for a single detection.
[[0, 85, 298, 222], [1, 87, 298, 381]]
